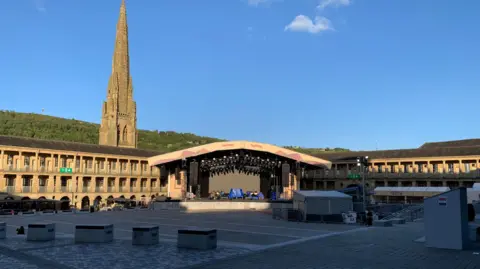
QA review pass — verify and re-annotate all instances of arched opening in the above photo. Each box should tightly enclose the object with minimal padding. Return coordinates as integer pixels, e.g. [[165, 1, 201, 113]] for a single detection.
[[21, 197, 30, 201], [139, 195, 147, 206], [81, 196, 90, 209], [130, 195, 136, 207], [119, 195, 125, 198], [117, 124, 121, 145], [38, 196, 46, 200], [122, 125, 127, 142], [94, 196, 103, 208], [60, 196, 70, 210], [4, 196, 14, 200], [151, 195, 155, 200], [106, 195, 114, 206]]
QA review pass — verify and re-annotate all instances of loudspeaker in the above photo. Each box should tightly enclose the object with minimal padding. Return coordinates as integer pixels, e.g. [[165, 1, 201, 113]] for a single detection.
[[175, 167, 180, 182], [189, 161, 198, 186], [160, 166, 167, 178], [281, 163, 290, 187]]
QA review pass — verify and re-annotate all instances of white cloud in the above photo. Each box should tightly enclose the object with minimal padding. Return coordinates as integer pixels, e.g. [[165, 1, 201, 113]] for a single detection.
[[317, 0, 351, 10], [34, 0, 47, 12], [247, 0, 280, 7], [284, 15, 333, 34]]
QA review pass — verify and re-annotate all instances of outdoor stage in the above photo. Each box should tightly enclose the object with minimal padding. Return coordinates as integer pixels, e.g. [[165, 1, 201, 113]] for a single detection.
[[153, 199, 293, 212]]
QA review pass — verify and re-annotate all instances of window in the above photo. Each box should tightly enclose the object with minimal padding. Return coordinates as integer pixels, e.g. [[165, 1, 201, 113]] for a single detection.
[[54, 157, 58, 167], [143, 164, 147, 171], [88, 160, 92, 169], [417, 164, 423, 173], [40, 157, 46, 167], [403, 164, 409, 173], [448, 163, 454, 173], [24, 156, 30, 167], [123, 163, 127, 170], [465, 163, 470, 173], [112, 161, 117, 170], [75, 158, 80, 168], [7, 155, 13, 166], [100, 161, 104, 170], [390, 165, 395, 173], [133, 163, 137, 171], [61, 158, 67, 168], [432, 163, 438, 173], [377, 165, 383, 173]]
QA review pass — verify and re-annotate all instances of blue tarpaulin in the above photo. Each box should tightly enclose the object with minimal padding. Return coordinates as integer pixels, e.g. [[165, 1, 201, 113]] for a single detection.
[[228, 188, 244, 199]]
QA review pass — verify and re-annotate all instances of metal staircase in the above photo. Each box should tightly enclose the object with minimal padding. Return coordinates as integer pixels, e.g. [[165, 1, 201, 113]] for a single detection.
[[381, 204, 424, 222]]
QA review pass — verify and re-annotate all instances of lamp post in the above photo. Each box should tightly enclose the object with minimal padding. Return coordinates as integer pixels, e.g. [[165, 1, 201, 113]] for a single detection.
[[357, 156, 369, 212]]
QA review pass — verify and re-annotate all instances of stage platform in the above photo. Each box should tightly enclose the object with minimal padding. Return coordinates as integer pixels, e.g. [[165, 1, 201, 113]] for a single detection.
[[153, 199, 293, 212]]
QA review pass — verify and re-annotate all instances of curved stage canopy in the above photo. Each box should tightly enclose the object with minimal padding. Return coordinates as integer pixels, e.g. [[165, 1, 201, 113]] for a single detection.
[[147, 140, 332, 169]]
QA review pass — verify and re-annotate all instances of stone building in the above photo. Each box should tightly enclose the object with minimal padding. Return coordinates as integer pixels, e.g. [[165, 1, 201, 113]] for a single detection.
[[0, 0, 163, 208]]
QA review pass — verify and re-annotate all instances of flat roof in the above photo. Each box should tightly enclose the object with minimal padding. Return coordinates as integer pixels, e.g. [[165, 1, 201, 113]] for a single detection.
[[373, 187, 450, 193]]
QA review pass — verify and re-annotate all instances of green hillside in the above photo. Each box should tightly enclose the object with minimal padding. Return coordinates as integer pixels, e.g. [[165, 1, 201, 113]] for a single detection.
[[0, 110, 349, 154]]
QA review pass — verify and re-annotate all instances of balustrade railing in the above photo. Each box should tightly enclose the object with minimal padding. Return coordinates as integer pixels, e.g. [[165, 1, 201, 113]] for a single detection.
[[307, 169, 480, 180]]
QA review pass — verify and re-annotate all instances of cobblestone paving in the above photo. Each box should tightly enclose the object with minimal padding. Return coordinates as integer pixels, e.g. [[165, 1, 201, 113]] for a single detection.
[[184, 222, 480, 269], [2, 218, 480, 269], [0, 254, 40, 269], [0, 238, 251, 269]]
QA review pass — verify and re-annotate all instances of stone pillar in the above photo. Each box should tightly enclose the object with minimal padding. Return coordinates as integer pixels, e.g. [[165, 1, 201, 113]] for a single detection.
[[77, 177, 83, 193], [125, 178, 131, 193], [115, 177, 120, 192], [32, 176, 39, 194], [145, 178, 151, 192], [70, 176, 77, 193], [15, 175, 22, 193], [89, 177, 96, 193], [46, 176, 55, 193], [103, 177, 108, 193], [180, 169, 187, 199], [55, 176, 62, 193]]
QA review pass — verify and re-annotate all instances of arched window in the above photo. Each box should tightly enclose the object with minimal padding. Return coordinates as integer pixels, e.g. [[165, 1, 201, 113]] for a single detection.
[[122, 126, 128, 142], [116, 125, 120, 145]]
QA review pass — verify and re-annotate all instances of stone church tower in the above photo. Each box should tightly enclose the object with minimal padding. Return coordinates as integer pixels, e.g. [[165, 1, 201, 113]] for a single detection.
[[99, 0, 138, 148]]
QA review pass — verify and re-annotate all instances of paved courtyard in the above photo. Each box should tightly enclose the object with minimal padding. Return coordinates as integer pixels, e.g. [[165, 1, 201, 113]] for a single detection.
[[0, 210, 479, 269]]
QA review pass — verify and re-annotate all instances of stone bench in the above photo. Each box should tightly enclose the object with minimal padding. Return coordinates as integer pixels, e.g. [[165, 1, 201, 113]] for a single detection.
[[42, 210, 55, 215], [75, 225, 114, 243], [27, 223, 55, 241], [391, 218, 406, 224], [20, 211, 36, 216], [60, 210, 74, 214], [177, 229, 217, 250], [373, 220, 393, 227], [0, 222, 5, 239], [77, 209, 91, 214], [132, 226, 159, 245]]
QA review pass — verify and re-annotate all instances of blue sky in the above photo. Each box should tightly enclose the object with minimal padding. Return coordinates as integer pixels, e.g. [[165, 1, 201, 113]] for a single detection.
[[1, 0, 479, 151]]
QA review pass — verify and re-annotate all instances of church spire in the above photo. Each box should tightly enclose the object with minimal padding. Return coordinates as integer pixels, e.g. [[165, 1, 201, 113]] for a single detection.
[[112, 0, 129, 76], [99, 0, 138, 149]]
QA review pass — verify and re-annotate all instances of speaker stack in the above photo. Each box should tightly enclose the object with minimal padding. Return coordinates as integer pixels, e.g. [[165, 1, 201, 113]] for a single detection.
[[189, 161, 199, 186], [160, 166, 167, 179], [281, 163, 290, 187]]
